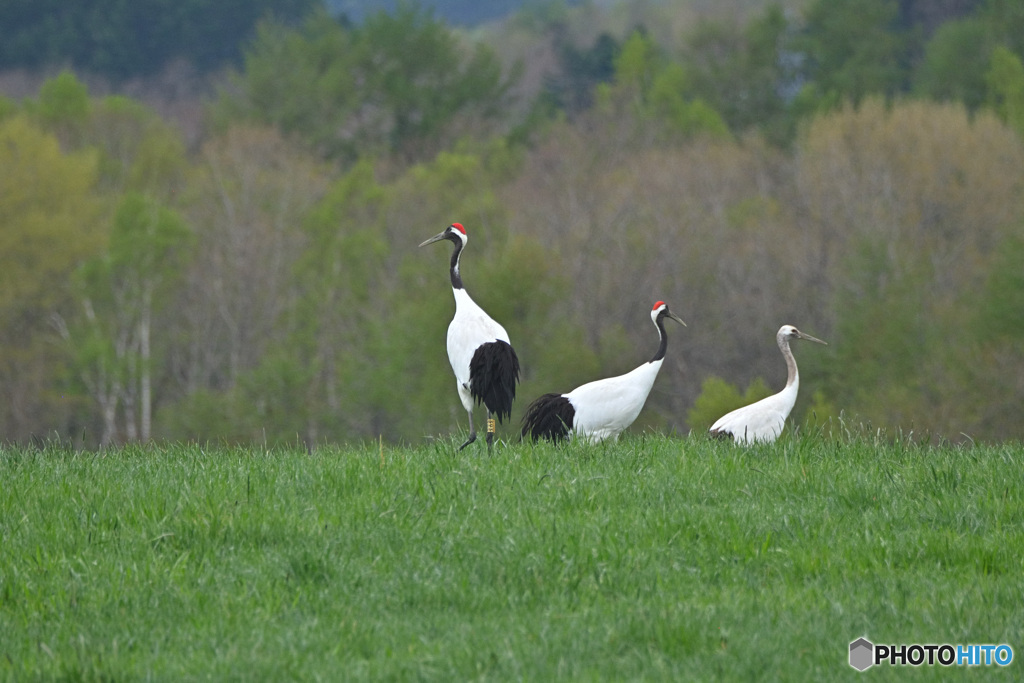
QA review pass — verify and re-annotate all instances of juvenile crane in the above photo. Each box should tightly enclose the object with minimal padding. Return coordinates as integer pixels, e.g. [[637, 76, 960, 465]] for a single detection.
[[420, 223, 520, 452], [709, 325, 827, 444], [521, 301, 686, 444]]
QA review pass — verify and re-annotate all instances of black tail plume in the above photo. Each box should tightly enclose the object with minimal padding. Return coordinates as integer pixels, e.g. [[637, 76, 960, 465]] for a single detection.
[[469, 340, 520, 422], [520, 393, 575, 442]]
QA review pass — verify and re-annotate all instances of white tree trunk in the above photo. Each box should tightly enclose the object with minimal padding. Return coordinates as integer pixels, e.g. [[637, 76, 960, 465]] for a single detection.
[[140, 287, 152, 441]]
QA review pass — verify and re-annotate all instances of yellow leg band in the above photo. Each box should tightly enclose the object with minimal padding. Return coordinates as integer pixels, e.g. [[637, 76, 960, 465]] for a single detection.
[[487, 419, 496, 434]]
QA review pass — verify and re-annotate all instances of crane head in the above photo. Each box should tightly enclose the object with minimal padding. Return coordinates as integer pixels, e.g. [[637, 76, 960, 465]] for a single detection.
[[779, 325, 827, 345], [651, 301, 686, 327], [419, 223, 468, 248]]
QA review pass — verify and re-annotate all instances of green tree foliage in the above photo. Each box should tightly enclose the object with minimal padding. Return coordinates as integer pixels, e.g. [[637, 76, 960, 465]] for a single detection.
[[69, 193, 193, 444], [797, 98, 1024, 439], [0, 0, 317, 79], [26, 73, 188, 198], [979, 0, 1024, 58], [361, 5, 512, 161], [543, 31, 621, 115], [0, 95, 15, 121], [685, 5, 793, 144], [595, 30, 730, 142], [33, 71, 90, 128], [214, 9, 361, 158], [277, 159, 390, 443], [914, 17, 996, 109], [827, 239, 933, 429], [963, 228, 1024, 435], [975, 231, 1024, 341], [795, 0, 913, 109], [0, 117, 102, 313], [2, 74, 196, 445], [216, 4, 515, 163], [85, 96, 188, 198], [986, 45, 1024, 137], [160, 124, 327, 434], [0, 115, 104, 440], [910, 0, 1024, 117]]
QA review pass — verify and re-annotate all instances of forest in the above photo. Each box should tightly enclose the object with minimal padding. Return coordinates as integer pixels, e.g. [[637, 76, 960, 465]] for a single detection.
[[1, 0, 1023, 447]]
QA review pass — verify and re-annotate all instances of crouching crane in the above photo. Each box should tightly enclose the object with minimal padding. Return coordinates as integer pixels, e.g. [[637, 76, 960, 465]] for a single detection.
[[521, 301, 686, 444], [709, 325, 827, 444], [420, 223, 520, 452]]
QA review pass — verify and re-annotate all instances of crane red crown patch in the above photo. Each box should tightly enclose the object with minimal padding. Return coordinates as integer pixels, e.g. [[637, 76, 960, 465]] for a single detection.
[[652, 301, 666, 311], [450, 222, 466, 234]]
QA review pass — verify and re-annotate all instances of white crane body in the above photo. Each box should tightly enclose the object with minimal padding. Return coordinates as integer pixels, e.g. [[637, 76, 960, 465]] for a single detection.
[[564, 359, 664, 443], [708, 380, 797, 444], [447, 288, 512, 415], [709, 325, 825, 445], [521, 301, 685, 444]]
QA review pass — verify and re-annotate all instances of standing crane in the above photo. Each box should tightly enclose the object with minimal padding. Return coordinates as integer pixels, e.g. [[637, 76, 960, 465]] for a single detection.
[[709, 325, 827, 444], [420, 223, 520, 452], [520, 301, 686, 444]]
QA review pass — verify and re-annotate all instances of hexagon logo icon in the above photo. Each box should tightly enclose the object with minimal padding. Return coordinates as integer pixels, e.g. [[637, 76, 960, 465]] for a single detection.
[[850, 637, 874, 671]]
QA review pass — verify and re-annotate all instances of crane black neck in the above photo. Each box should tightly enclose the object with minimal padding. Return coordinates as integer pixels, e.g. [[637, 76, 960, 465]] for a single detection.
[[449, 238, 464, 290], [650, 314, 669, 363]]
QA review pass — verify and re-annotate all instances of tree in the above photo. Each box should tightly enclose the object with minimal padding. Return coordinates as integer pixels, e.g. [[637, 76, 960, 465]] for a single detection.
[[986, 45, 1024, 137], [67, 193, 192, 444], [84, 95, 189, 199], [0, 116, 104, 441], [215, 4, 516, 163], [914, 17, 996, 109], [594, 30, 730, 144], [794, 0, 914, 108], [543, 30, 621, 115], [359, 3, 514, 161], [158, 125, 327, 442], [0, 0, 318, 79], [685, 5, 794, 144], [33, 70, 90, 129], [25, 73, 188, 200], [979, 0, 1024, 58], [964, 228, 1024, 437], [795, 99, 1024, 438], [277, 159, 390, 443], [214, 8, 362, 159]]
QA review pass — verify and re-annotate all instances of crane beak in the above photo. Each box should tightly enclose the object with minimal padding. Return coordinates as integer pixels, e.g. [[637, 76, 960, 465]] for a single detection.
[[667, 312, 686, 327], [797, 331, 827, 345], [419, 232, 448, 247]]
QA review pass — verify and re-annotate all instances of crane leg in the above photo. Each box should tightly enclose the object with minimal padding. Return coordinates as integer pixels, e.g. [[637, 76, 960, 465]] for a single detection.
[[485, 410, 495, 453], [458, 408, 477, 451]]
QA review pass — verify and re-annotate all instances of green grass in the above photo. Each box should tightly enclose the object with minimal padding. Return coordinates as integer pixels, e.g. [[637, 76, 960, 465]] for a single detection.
[[1, 434, 1022, 680]]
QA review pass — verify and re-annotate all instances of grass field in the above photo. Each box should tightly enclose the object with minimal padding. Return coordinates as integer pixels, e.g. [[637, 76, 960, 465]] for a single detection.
[[1, 432, 1022, 680]]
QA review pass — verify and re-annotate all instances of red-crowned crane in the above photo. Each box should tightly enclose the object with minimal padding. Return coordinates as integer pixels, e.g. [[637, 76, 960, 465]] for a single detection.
[[709, 325, 827, 444], [420, 223, 520, 452], [520, 301, 686, 444]]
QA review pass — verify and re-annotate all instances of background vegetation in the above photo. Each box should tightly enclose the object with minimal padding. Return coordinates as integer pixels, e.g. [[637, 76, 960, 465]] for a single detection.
[[2, 0, 1024, 447]]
